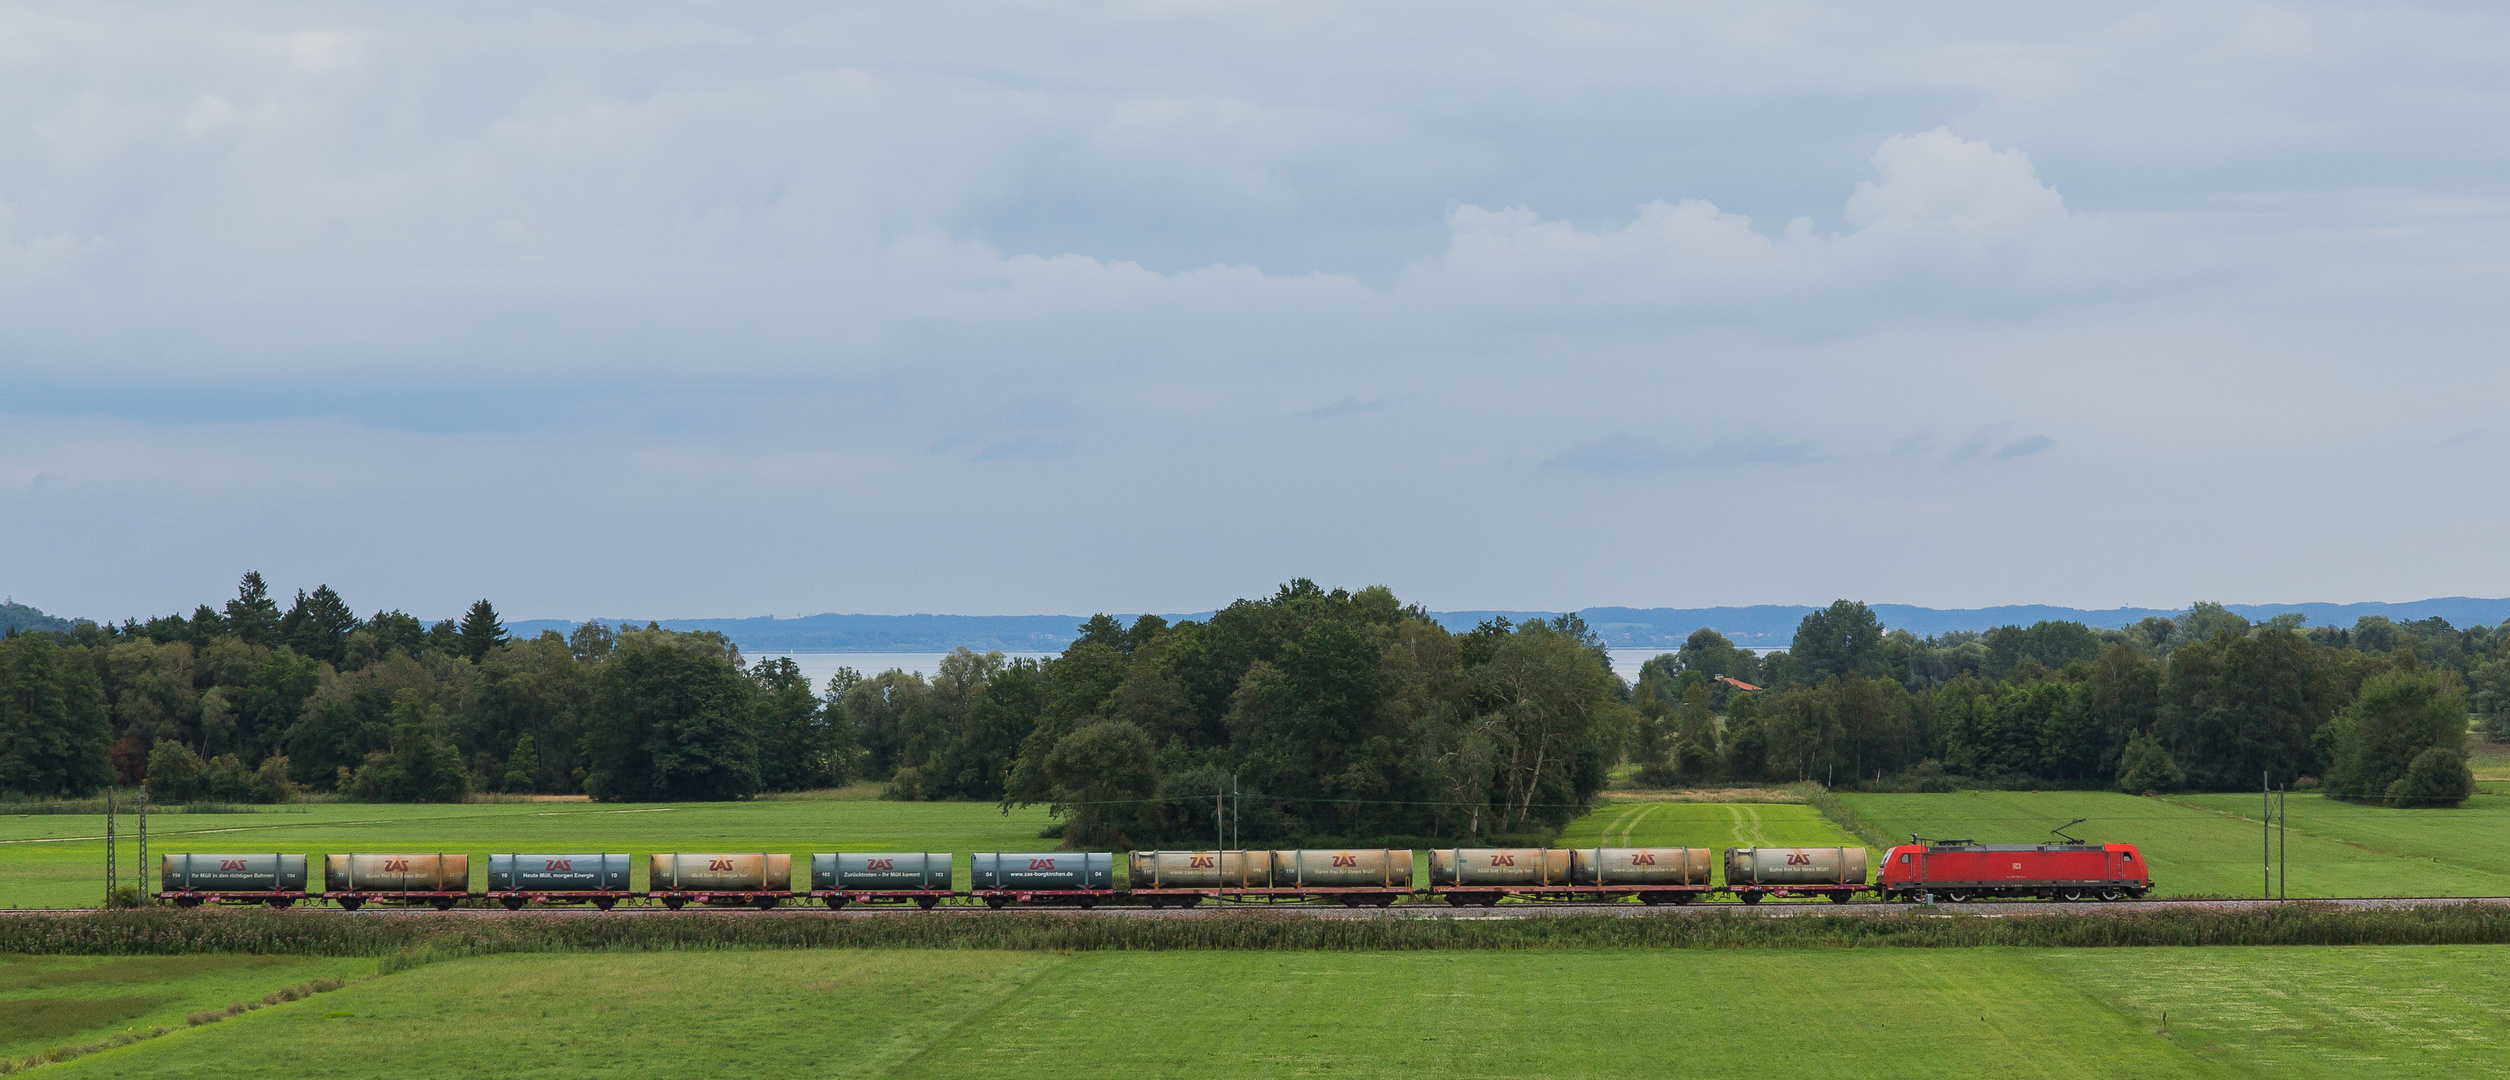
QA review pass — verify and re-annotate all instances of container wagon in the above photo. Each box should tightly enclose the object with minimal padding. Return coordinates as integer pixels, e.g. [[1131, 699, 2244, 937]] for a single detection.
[[811, 853, 954, 909], [1125, 850, 1275, 907], [159, 853, 311, 908], [325, 853, 470, 911], [1269, 849, 1412, 907], [486, 853, 633, 910], [1723, 847, 1869, 903], [649, 853, 794, 909], [971, 852, 1115, 908]]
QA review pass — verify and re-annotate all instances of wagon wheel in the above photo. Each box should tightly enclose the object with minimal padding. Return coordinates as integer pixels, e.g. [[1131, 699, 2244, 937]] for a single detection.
[[1373, 894, 1394, 908], [823, 895, 848, 910], [501, 895, 527, 911], [1477, 893, 1499, 908], [335, 897, 363, 912], [1445, 894, 1470, 907], [1672, 893, 1698, 905], [431, 897, 456, 911], [753, 896, 779, 911], [915, 896, 939, 910], [662, 896, 687, 911], [984, 895, 1007, 909], [1739, 892, 1763, 905], [1826, 891, 1853, 904], [268, 898, 296, 909], [592, 897, 617, 911], [175, 896, 203, 908], [1145, 898, 1165, 909], [1076, 896, 1097, 910], [1341, 895, 1363, 908], [1181, 895, 1203, 908]]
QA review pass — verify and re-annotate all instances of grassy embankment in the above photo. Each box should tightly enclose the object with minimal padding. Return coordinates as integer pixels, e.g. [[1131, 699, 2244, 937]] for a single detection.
[[31, 946, 2510, 1079], [0, 798, 1058, 909], [1842, 790, 2510, 898]]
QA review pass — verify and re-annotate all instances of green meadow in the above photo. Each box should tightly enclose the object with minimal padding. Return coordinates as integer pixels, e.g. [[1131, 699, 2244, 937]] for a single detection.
[[0, 953, 371, 1064], [31, 946, 2510, 1079], [1841, 790, 2510, 898]]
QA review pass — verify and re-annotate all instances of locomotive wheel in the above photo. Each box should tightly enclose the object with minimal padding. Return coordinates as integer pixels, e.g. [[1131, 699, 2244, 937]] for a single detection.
[[915, 896, 939, 910], [593, 897, 617, 911], [662, 896, 687, 910], [268, 898, 295, 909], [1739, 892, 1763, 905], [335, 897, 363, 912], [2057, 889, 2085, 902], [431, 897, 456, 911], [2098, 888, 2125, 901], [984, 895, 1007, 909], [753, 897, 779, 911], [502, 895, 527, 911], [1944, 890, 1972, 903]]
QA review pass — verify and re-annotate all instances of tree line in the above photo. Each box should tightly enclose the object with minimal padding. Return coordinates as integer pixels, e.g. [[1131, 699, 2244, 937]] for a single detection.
[[0, 576, 1630, 845], [1628, 600, 2497, 806]]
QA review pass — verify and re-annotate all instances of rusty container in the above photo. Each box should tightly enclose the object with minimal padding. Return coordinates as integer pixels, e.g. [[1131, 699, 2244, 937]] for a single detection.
[[649, 853, 793, 892], [488, 853, 631, 892], [1428, 848, 1572, 887], [1570, 847, 1712, 886], [971, 852, 1113, 891], [1270, 849, 1413, 889], [811, 853, 953, 891], [1126, 850, 1276, 889], [161, 853, 307, 892], [1723, 847, 1868, 886], [325, 853, 469, 892]]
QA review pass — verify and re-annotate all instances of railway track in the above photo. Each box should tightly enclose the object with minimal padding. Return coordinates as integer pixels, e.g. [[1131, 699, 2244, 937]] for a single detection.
[[9, 895, 2506, 919]]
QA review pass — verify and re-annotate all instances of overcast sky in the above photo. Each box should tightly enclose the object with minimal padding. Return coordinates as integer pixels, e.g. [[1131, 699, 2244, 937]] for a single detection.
[[4, 1, 2506, 623]]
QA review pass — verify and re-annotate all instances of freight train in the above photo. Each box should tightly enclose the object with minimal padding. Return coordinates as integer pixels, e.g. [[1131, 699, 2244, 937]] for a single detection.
[[155, 837, 2149, 910]]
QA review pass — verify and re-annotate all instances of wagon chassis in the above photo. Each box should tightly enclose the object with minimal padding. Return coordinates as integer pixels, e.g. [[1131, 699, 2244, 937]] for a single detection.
[[649, 889, 798, 911], [156, 890, 311, 909], [1132, 887, 1408, 908], [484, 890, 632, 911], [1428, 884, 1714, 906], [326, 890, 472, 911], [970, 888, 1119, 909], [1727, 885, 1866, 905], [812, 889, 953, 910]]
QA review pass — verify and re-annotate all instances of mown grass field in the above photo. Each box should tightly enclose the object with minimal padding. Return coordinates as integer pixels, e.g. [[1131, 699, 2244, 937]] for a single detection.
[[35, 946, 2510, 1079], [0, 953, 372, 1064], [0, 798, 1058, 909], [1842, 790, 2510, 898], [1559, 799, 1876, 890]]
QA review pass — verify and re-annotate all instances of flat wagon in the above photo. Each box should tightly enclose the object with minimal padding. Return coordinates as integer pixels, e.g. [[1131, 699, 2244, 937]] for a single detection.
[[1723, 847, 1869, 904], [159, 853, 311, 908], [971, 852, 1115, 908], [324, 853, 471, 911], [486, 853, 633, 910], [811, 852, 955, 909], [648, 853, 796, 909]]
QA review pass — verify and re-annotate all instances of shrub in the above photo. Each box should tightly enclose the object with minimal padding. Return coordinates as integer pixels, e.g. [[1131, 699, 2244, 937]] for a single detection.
[[2115, 733, 2184, 794], [2385, 747, 2475, 808]]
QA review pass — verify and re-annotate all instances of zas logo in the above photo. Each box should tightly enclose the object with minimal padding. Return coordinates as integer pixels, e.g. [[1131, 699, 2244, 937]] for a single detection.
[[1785, 853, 1813, 866], [1188, 855, 1216, 868], [218, 859, 249, 872], [543, 860, 573, 872], [707, 858, 737, 872], [866, 858, 896, 871], [1028, 859, 1057, 871], [1630, 852, 1658, 866], [1487, 853, 1517, 867], [382, 858, 411, 872], [1330, 854, 1358, 867]]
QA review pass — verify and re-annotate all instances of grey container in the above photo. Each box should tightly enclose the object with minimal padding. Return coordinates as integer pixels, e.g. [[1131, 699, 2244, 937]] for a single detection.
[[162, 853, 308, 892], [488, 854, 631, 892], [1570, 847, 1712, 886], [1723, 847, 1869, 887], [1429, 848, 1573, 887], [1271, 850, 1413, 889], [812, 853, 954, 891], [971, 852, 1113, 891]]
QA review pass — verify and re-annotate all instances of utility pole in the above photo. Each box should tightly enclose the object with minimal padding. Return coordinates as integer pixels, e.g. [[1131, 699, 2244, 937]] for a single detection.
[[104, 788, 117, 907], [2278, 785, 2287, 901], [137, 787, 149, 906], [2262, 771, 2271, 900]]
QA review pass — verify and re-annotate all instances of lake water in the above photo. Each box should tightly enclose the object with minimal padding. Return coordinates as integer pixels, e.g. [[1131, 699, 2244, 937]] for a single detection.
[[758, 649, 1670, 688]]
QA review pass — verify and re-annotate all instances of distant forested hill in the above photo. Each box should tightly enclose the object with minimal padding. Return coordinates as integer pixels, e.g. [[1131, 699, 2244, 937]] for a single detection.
[[509, 598, 2510, 654], [0, 601, 74, 635]]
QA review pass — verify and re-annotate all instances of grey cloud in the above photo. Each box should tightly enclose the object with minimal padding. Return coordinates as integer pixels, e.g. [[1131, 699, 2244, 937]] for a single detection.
[[1300, 396, 1390, 419], [970, 437, 1075, 463], [1992, 435, 2055, 461], [1543, 434, 1809, 474]]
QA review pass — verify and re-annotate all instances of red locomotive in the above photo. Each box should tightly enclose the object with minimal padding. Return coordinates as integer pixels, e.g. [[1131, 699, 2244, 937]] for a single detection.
[[1877, 821, 2150, 902]]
